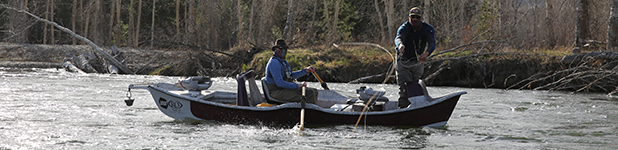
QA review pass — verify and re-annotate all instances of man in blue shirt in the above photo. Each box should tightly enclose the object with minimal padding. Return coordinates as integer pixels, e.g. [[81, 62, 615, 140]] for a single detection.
[[264, 39, 318, 103], [394, 7, 436, 108]]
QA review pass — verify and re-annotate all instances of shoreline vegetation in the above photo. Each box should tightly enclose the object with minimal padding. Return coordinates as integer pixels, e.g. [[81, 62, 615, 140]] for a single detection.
[[3, 42, 618, 97], [1, 1, 617, 96]]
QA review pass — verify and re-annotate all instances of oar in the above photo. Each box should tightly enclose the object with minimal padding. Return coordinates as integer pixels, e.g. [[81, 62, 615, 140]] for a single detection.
[[311, 72, 330, 90], [299, 86, 306, 131]]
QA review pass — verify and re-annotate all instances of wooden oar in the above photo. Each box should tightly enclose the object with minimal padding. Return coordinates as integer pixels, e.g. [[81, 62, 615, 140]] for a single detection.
[[299, 86, 306, 131], [311, 72, 330, 90]]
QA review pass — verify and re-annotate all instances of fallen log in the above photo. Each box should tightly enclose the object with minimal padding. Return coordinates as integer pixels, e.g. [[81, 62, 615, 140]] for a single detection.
[[0, 4, 133, 74], [62, 58, 85, 73], [560, 52, 618, 64]]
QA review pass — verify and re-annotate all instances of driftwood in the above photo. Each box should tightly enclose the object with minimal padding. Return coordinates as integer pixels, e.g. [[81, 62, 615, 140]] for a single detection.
[[72, 54, 98, 73], [62, 58, 85, 73], [560, 51, 618, 64], [0, 4, 133, 74], [508, 57, 618, 95]]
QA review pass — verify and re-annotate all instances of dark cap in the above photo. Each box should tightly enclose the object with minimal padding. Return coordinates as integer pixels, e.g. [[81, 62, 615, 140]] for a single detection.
[[271, 39, 289, 51], [409, 7, 422, 17]]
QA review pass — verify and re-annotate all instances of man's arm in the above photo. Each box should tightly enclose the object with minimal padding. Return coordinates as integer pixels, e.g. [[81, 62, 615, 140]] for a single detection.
[[425, 26, 436, 55], [268, 61, 299, 89], [395, 22, 408, 54]]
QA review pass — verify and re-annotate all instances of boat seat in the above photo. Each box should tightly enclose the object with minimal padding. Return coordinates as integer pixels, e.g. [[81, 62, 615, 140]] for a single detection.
[[405, 81, 433, 109], [261, 78, 287, 104]]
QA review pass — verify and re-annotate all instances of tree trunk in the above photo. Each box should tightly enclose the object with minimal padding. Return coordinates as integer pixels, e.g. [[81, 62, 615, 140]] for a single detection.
[[185, 0, 196, 45], [116, 0, 122, 46], [310, 0, 318, 44], [545, 0, 555, 47], [576, 0, 590, 48], [109, 0, 116, 46], [249, 0, 255, 44], [129, 0, 135, 47], [322, 0, 330, 44], [175, 0, 181, 41], [374, 0, 385, 44], [8, 0, 28, 43], [332, 0, 341, 44], [236, 0, 244, 45], [282, 0, 294, 42], [135, 0, 143, 47], [386, 0, 394, 44], [50, 0, 55, 44], [151, 0, 156, 48], [609, 0, 618, 51], [83, 1, 91, 45], [93, 0, 102, 45], [72, 0, 78, 45], [424, 0, 431, 24], [44, 0, 49, 44]]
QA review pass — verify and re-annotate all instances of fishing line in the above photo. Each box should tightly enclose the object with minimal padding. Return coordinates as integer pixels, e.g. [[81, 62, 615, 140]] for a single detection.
[[336, 42, 397, 131]]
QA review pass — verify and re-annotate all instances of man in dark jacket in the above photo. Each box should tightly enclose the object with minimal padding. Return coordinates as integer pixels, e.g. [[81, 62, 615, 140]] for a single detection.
[[394, 7, 436, 108]]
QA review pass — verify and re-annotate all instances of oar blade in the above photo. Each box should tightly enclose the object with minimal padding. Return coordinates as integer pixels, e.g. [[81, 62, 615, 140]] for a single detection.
[[321, 83, 330, 90]]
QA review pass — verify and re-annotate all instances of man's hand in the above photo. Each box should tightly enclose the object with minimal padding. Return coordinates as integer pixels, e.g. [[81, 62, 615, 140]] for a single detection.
[[398, 44, 405, 54], [417, 52, 429, 63], [297, 82, 307, 88], [305, 66, 316, 73]]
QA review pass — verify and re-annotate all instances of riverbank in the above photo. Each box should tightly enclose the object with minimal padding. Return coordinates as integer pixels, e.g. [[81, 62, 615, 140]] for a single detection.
[[2, 42, 617, 94]]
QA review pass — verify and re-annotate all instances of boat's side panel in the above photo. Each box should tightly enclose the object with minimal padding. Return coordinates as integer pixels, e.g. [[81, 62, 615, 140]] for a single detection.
[[303, 95, 461, 127], [190, 102, 301, 127], [189, 94, 462, 127], [148, 87, 200, 120]]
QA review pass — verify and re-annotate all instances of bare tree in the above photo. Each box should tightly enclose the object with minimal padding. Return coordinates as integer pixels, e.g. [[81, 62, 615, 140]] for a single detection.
[[282, 0, 294, 41], [72, 0, 78, 45], [609, 0, 618, 51], [116, 0, 122, 46], [576, 0, 590, 48], [386, 0, 394, 44], [135, 0, 143, 47], [150, 0, 156, 48], [374, 0, 386, 44], [6, 0, 29, 43], [83, 1, 91, 45], [109, 0, 116, 46], [324, 0, 341, 45], [44, 0, 50, 44], [175, 0, 181, 41], [185, 0, 195, 45], [545, 0, 556, 47], [236, 0, 245, 46], [50, 0, 55, 44], [129, 0, 135, 47]]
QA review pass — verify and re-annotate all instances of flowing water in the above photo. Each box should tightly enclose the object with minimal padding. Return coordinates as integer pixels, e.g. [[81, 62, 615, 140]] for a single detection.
[[1, 67, 617, 149]]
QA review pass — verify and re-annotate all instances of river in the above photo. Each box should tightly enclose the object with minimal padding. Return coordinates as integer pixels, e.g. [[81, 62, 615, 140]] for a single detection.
[[1, 67, 617, 149]]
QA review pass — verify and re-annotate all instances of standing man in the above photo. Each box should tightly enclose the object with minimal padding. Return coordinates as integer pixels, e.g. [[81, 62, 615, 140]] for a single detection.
[[394, 7, 436, 108], [264, 39, 319, 104]]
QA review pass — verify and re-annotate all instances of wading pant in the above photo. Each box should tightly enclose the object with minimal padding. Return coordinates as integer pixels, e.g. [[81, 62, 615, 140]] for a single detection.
[[267, 83, 318, 104], [396, 57, 424, 108]]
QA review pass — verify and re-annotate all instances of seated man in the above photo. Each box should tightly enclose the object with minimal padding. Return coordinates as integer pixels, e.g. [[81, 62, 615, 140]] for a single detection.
[[264, 39, 318, 104]]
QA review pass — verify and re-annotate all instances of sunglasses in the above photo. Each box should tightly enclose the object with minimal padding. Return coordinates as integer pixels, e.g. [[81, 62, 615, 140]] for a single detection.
[[410, 15, 421, 19], [277, 46, 287, 51]]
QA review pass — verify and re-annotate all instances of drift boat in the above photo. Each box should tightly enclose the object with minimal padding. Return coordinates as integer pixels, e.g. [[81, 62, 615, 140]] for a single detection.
[[124, 70, 466, 127]]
